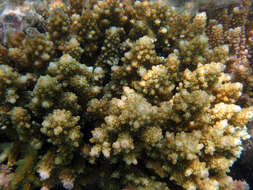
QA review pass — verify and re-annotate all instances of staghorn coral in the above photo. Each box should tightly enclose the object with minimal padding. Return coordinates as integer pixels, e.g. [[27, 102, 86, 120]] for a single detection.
[[0, 0, 253, 190], [200, 0, 253, 107], [0, 164, 13, 190], [229, 180, 249, 190]]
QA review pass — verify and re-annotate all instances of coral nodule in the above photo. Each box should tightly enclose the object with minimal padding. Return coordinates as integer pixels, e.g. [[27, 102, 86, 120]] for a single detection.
[[0, 0, 253, 190]]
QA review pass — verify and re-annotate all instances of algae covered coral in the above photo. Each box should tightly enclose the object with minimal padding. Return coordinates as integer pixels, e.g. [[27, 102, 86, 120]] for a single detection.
[[0, 0, 253, 189]]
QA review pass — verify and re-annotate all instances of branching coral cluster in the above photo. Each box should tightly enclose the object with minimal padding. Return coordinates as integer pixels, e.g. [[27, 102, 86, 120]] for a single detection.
[[0, 0, 253, 190]]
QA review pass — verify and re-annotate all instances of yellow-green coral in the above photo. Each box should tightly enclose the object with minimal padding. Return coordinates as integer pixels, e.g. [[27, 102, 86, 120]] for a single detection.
[[0, 0, 252, 190]]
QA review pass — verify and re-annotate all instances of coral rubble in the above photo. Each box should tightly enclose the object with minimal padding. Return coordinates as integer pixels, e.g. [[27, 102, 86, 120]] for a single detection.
[[0, 0, 253, 190]]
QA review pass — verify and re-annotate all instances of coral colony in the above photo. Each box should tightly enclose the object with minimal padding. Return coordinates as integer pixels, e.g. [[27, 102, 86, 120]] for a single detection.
[[0, 0, 253, 190]]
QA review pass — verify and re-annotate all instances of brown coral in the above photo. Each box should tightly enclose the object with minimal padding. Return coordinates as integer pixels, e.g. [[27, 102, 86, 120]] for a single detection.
[[0, 1, 252, 190]]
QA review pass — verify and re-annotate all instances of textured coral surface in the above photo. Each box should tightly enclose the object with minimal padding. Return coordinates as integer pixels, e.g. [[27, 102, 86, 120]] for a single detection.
[[0, 0, 253, 190]]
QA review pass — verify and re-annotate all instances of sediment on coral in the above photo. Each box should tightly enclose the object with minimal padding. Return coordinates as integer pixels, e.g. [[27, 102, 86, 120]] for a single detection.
[[0, 0, 252, 190]]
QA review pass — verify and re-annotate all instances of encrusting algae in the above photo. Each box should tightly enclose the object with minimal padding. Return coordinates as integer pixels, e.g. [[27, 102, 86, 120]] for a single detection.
[[0, 0, 253, 190]]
